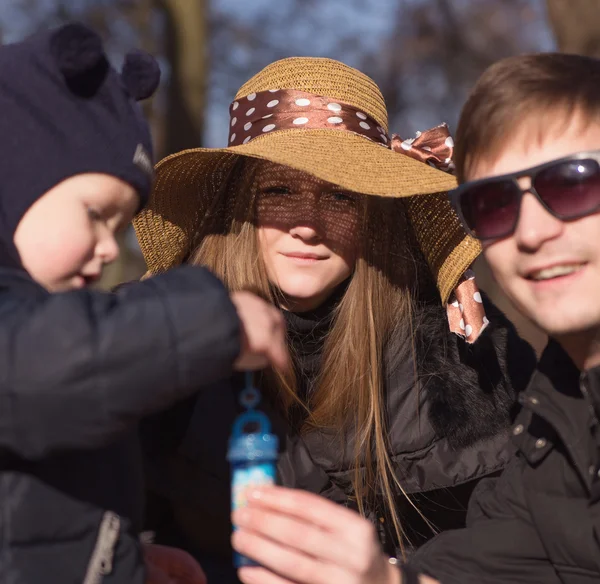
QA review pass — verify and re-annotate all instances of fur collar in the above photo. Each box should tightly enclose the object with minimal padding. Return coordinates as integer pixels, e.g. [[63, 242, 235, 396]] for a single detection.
[[413, 293, 536, 449]]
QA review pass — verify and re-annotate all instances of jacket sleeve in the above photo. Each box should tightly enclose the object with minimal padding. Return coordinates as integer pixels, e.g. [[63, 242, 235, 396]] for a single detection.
[[0, 266, 241, 460], [407, 455, 559, 584]]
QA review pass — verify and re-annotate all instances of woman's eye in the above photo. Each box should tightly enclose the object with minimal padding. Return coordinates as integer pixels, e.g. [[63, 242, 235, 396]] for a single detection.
[[262, 186, 291, 196], [328, 191, 356, 203]]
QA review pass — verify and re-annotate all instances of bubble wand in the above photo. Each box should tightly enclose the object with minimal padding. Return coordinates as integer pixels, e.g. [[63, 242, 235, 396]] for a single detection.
[[228, 372, 279, 568]]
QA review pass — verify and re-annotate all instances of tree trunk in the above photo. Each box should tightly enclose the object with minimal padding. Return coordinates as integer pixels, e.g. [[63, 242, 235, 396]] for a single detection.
[[546, 0, 600, 56], [159, 0, 209, 156]]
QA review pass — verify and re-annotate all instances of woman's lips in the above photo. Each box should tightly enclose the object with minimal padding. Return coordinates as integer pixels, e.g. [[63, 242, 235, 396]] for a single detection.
[[281, 252, 326, 263]]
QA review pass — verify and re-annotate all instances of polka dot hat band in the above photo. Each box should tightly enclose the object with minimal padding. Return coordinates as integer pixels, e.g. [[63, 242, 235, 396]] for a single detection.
[[228, 88, 391, 147], [227, 88, 455, 175], [133, 57, 486, 342]]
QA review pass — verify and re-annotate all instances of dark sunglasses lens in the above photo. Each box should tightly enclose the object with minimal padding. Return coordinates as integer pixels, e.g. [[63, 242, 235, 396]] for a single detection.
[[460, 180, 520, 240], [535, 159, 600, 218]]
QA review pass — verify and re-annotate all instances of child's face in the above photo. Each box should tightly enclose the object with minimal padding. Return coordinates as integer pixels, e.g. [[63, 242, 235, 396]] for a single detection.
[[14, 173, 139, 292], [471, 114, 600, 339]]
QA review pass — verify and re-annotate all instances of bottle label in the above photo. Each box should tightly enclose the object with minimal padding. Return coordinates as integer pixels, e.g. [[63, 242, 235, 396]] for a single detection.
[[232, 462, 276, 511]]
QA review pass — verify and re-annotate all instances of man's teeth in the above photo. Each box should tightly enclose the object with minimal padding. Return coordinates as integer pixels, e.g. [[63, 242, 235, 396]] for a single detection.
[[530, 264, 583, 281]]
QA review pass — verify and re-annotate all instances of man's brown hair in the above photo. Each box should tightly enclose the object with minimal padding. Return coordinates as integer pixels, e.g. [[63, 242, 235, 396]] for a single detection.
[[454, 53, 600, 182]]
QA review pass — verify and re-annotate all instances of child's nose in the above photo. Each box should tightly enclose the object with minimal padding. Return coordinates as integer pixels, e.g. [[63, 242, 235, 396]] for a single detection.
[[97, 232, 120, 264]]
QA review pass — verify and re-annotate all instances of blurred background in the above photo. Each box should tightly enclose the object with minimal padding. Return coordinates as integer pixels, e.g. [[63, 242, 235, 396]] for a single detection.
[[2, 0, 598, 352]]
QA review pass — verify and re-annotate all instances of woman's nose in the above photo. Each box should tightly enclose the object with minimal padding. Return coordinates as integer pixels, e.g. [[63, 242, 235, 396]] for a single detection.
[[287, 194, 325, 241], [289, 223, 322, 242]]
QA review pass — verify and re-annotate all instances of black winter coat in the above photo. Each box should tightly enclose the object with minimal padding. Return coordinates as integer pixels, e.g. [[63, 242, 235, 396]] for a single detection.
[[141, 293, 535, 583], [409, 340, 600, 584], [0, 266, 240, 584]]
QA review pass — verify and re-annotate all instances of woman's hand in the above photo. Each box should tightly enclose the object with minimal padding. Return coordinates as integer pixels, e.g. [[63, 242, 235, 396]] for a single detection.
[[231, 486, 401, 584]]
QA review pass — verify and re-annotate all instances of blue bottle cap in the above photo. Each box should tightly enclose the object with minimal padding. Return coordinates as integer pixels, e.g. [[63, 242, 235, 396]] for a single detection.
[[228, 410, 279, 462]]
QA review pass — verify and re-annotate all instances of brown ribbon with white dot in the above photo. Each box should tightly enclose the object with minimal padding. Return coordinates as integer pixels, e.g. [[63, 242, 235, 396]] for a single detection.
[[229, 88, 488, 343], [228, 88, 390, 146], [447, 270, 489, 343]]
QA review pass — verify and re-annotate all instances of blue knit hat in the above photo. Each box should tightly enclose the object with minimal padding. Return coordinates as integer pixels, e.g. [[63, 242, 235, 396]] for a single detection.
[[0, 22, 160, 267]]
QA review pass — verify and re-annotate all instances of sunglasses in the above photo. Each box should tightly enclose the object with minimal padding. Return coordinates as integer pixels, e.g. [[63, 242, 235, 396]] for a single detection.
[[448, 150, 600, 242]]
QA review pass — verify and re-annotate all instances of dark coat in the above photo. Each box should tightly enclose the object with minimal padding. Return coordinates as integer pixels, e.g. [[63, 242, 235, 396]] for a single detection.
[[0, 266, 240, 584], [409, 340, 600, 584], [141, 293, 535, 582]]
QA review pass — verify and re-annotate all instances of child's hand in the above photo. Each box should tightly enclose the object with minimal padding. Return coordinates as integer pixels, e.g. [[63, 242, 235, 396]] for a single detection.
[[231, 291, 289, 371], [231, 486, 401, 584], [143, 544, 207, 584]]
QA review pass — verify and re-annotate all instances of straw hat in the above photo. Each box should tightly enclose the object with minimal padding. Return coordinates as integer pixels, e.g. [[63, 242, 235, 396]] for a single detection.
[[133, 57, 481, 304]]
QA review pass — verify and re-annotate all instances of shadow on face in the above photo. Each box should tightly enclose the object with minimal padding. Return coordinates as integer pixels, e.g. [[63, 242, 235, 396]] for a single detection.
[[190, 157, 417, 312], [254, 161, 361, 254]]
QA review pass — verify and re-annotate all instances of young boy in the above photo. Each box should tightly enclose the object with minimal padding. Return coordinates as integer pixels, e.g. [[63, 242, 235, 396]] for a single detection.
[[224, 52, 600, 584], [0, 23, 287, 584]]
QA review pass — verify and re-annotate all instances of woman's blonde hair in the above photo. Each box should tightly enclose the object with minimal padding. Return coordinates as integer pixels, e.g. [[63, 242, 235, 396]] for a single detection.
[[191, 157, 428, 555]]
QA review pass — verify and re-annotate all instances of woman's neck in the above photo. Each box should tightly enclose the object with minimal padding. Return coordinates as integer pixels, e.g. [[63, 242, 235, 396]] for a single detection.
[[276, 278, 350, 316]]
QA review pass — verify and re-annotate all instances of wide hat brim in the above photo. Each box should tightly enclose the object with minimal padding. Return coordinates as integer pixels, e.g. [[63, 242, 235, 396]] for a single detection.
[[133, 128, 481, 304]]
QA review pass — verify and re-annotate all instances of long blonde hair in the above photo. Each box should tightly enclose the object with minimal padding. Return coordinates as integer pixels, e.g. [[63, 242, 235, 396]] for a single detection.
[[191, 157, 426, 554]]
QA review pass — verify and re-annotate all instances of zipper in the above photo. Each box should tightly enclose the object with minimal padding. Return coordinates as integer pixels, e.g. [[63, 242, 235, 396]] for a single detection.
[[83, 511, 121, 584]]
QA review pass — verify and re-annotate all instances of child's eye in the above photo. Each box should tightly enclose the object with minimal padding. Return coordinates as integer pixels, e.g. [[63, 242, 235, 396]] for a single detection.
[[87, 208, 102, 221]]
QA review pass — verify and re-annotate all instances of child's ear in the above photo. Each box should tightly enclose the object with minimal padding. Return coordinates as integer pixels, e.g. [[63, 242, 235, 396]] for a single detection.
[[50, 22, 109, 97], [121, 51, 161, 102]]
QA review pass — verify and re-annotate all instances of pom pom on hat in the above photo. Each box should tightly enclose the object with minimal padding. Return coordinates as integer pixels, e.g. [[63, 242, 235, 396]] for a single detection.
[[49, 22, 106, 80], [121, 50, 161, 101]]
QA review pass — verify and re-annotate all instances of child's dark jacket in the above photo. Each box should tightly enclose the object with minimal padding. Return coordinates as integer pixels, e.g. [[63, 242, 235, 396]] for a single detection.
[[0, 266, 240, 583]]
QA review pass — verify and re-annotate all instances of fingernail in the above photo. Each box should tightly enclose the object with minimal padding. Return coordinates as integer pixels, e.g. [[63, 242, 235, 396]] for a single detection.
[[248, 488, 264, 500]]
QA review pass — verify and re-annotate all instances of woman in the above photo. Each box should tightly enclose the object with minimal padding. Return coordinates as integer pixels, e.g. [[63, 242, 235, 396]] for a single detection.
[[134, 57, 534, 582]]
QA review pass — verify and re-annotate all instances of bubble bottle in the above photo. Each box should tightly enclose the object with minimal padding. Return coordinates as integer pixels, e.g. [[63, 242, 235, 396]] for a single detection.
[[228, 373, 279, 568]]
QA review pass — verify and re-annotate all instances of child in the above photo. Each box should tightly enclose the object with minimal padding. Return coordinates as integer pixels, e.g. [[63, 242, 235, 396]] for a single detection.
[[0, 22, 286, 584], [227, 52, 600, 584]]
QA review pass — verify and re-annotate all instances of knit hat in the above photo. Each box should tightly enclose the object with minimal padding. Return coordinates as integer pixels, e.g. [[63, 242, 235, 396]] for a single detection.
[[0, 22, 160, 267]]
